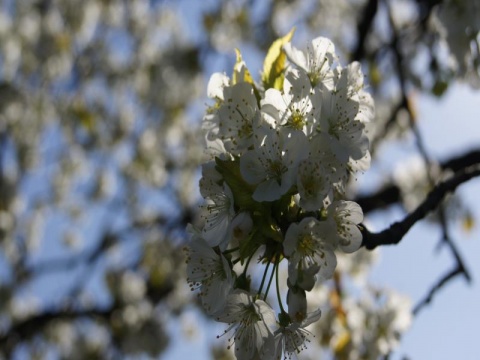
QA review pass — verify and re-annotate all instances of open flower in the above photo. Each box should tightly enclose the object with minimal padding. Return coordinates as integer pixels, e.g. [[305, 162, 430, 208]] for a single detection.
[[185, 234, 233, 315], [192, 34, 375, 360], [325, 200, 363, 253], [199, 163, 235, 250], [240, 129, 308, 202], [217, 82, 263, 155], [261, 69, 321, 136], [216, 290, 276, 360], [274, 307, 322, 359], [284, 36, 336, 88], [296, 157, 333, 211], [316, 85, 369, 164], [284, 217, 337, 290]]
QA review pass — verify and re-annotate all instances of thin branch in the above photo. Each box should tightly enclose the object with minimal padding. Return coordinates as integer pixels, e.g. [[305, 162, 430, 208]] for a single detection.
[[356, 147, 480, 213], [412, 199, 472, 316], [361, 164, 480, 249], [369, 100, 404, 154], [23, 231, 115, 275], [413, 265, 466, 316], [0, 306, 113, 355], [23, 213, 171, 277]]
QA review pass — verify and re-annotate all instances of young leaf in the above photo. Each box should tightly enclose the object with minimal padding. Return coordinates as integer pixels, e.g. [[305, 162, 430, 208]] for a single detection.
[[261, 27, 295, 90], [215, 157, 256, 211]]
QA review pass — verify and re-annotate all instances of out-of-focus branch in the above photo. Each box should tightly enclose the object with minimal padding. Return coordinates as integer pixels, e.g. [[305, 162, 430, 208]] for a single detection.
[[356, 184, 401, 214], [413, 264, 466, 316], [351, 0, 378, 61], [361, 161, 476, 318], [356, 147, 480, 213], [23, 213, 172, 277], [0, 306, 113, 356], [365, 0, 474, 327], [442, 150, 480, 173], [361, 164, 480, 249]]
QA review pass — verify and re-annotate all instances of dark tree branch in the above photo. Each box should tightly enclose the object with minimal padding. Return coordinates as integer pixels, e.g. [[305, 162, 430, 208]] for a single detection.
[[442, 149, 480, 173], [356, 148, 480, 213], [352, 0, 378, 61], [361, 164, 480, 249], [356, 184, 401, 214], [0, 306, 113, 356]]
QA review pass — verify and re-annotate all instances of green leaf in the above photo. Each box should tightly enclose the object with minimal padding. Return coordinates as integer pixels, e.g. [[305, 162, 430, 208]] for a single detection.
[[261, 27, 295, 90], [253, 208, 283, 243], [214, 157, 256, 211], [432, 80, 449, 97], [234, 271, 251, 291]]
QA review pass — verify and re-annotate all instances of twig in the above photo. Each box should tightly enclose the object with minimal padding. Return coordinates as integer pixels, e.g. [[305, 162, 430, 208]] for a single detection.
[[361, 164, 480, 249], [356, 147, 480, 213], [413, 265, 466, 316]]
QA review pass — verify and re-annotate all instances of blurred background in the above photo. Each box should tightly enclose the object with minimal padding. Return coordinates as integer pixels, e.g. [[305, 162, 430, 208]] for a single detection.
[[0, 0, 479, 359]]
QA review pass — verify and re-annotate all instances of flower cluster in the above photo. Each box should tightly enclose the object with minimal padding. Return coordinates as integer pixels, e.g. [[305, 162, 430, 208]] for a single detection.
[[431, 0, 480, 86], [185, 32, 374, 359], [313, 286, 412, 360]]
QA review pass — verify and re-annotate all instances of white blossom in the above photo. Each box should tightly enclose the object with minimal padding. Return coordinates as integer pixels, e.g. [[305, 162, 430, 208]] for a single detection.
[[325, 200, 363, 253], [199, 163, 235, 249], [217, 82, 263, 155], [240, 129, 308, 202], [284, 217, 337, 290], [262, 69, 321, 136], [296, 157, 333, 211], [216, 290, 276, 360], [316, 83, 369, 163], [191, 33, 376, 360], [207, 72, 230, 100], [284, 36, 337, 88], [273, 308, 321, 359], [185, 235, 233, 315]]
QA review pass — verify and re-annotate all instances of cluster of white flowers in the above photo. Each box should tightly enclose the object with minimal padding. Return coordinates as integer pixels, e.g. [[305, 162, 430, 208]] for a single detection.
[[314, 287, 412, 360], [185, 34, 374, 359], [431, 0, 480, 84]]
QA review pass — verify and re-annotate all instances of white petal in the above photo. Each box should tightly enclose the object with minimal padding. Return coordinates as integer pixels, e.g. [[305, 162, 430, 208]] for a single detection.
[[284, 42, 308, 71], [301, 308, 322, 327], [240, 149, 267, 185], [207, 72, 229, 99], [252, 178, 283, 202]]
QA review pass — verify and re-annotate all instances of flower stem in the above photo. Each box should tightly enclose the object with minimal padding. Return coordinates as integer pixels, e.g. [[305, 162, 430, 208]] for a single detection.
[[257, 259, 271, 296], [264, 259, 276, 301], [242, 251, 255, 276], [275, 259, 286, 314]]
